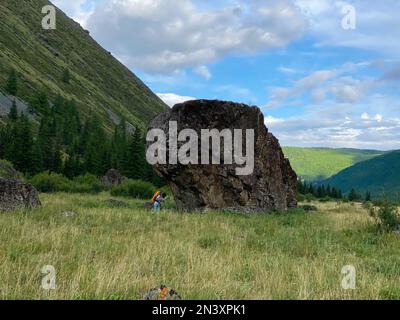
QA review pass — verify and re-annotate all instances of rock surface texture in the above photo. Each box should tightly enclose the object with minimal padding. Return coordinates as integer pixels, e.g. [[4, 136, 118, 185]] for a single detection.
[[0, 179, 41, 211], [148, 100, 297, 212], [101, 169, 124, 187]]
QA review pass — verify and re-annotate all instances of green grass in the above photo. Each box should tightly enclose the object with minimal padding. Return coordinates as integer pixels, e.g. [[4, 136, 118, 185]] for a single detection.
[[283, 147, 385, 181], [0, 0, 167, 132], [0, 193, 399, 300]]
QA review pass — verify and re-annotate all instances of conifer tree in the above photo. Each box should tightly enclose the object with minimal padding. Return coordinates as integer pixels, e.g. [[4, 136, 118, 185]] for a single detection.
[[5, 69, 18, 96], [9, 99, 18, 121]]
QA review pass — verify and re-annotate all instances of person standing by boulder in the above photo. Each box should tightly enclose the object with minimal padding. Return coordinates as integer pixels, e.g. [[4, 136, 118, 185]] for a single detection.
[[151, 191, 167, 213]]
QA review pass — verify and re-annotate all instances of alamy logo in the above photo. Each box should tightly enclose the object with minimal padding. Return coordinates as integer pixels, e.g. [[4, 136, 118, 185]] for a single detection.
[[341, 4, 356, 30], [42, 5, 56, 30], [146, 121, 255, 176], [341, 265, 356, 290], [41, 265, 57, 290]]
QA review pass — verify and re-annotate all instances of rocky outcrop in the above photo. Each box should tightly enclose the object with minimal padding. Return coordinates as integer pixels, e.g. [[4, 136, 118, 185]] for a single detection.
[[147, 99, 297, 212], [0, 179, 41, 211], [101, 169, 124, 187]]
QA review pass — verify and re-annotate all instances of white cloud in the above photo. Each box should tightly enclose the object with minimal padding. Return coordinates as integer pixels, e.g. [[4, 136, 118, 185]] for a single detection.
[[157, 93, 196, 107], [84, 0, 305, 74], [194, 66, 212, 80], [52, 0, 93, 26], [266, 63, 377, 108], [295, 0, 400, 57]]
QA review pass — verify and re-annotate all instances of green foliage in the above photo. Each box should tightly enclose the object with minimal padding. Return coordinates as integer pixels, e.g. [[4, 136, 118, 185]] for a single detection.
[[369, 201, 400, 233], [70, 174, 102, 194], [324, 151, 400, 200], [5, 69, 17, 96], [29, 172, 103, 194], [0, 0, 166, 131], [62, 68, 71, 84], [283, 147, 384, 181], [29, 172, 71, 193], [0, 159, 24, 180], [110, 179, 156, 199]]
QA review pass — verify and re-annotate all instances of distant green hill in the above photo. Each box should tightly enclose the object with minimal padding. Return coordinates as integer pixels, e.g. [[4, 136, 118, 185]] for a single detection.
[[0, 0, 167, 131], [283, 147, 385, 181], [323, 151, 400, 199]]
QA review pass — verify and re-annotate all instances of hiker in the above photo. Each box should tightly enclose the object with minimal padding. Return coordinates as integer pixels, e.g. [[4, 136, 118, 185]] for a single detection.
[[151, 191, 167, 213]]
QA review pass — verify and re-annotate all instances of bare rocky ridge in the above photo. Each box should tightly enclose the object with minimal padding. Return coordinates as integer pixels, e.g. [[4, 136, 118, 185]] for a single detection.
[[148, 99, 297, 212], [0, 179, 41, 211]]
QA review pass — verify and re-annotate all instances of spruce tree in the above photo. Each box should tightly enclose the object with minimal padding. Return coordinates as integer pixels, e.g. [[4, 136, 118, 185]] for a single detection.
[[9, 99, 18, 121], [62, 68, 71, 84], [5, 69, 18, 96]]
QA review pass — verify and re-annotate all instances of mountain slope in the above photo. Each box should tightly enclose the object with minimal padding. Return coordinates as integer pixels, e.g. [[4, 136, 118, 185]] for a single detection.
[[323, 150, 400, 199], [283, 147, 385, 181], [0, 0, 167, 131]]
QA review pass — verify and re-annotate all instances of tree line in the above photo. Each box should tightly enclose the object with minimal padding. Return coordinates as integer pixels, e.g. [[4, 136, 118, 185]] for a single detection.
[[0, 70, 162, 185], [297, 180, 372, 202]]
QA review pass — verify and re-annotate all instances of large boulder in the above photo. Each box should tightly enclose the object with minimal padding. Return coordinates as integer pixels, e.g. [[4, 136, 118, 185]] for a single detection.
[[147, 99, 297, 212], [0, 178, 41, 211], [101, 169, 124, 187]]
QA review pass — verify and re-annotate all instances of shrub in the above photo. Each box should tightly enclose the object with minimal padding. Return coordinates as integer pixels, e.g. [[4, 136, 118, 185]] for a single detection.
[[29, 172, 71, 192], [0, 159, 24, 180], [70, 174, 103, 194], [110, 180, 155, 199], [296, 193, 306, 202], [304, 193, 316, 202], [369, 201, 400, 233]]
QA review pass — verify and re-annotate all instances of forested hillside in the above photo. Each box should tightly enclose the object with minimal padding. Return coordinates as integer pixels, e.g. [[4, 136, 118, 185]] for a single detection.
[[0, 0, 167, 132], [323, 151, 400, 200], [283, 147, 385, 181]]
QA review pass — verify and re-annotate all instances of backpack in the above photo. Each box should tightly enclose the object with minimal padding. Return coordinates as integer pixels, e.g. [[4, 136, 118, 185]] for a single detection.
[[150, 191, 161, 205]]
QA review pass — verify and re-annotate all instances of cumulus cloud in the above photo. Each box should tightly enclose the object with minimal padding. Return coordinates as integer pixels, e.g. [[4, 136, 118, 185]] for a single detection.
[[84, 0, 305, 73], [194, 66, 212, 80], [157, 93, 196, 107], [295, 0, 400, 57], [266, 64, 376, 108]]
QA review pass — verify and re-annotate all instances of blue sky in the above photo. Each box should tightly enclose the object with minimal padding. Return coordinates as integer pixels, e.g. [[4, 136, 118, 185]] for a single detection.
[[53, 0, 400, 150]]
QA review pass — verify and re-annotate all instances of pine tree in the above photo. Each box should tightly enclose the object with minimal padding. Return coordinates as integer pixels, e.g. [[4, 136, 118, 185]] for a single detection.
[[62, 68, 71, 84], [5, 69, 18, 96], [9, 99, 18, 121], [365, 191, 372, 202], [348, 188, 358, 202], [123, 129, 146, 179]]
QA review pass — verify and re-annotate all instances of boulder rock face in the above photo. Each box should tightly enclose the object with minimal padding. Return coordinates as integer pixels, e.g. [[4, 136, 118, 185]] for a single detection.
[[101, 169, 124, 187], [148, 100, 297, 212], [0, 179, 41, 211]]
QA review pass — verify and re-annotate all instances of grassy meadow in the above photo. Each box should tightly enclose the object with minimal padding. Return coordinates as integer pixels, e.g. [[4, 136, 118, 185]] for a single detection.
[[0, 192, 399, 300]]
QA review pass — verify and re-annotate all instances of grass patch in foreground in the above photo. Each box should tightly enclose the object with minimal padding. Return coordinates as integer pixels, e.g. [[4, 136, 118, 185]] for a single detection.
[[0, 194, 399, 300]]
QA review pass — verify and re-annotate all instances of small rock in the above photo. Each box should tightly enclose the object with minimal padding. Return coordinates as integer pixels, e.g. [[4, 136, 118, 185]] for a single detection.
[[142, 285, 181, 300], [62, 211, 77, 217], [101, 169, 124, 187]]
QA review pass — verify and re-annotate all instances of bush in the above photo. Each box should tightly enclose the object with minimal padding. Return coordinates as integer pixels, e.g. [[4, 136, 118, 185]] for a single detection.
[[70, 174, 102, 194], [29, 172, 103, 194], [369, 201, 400, 233], [110, 180, 155, 199], [304, 193, 316, 202], [0, 159, 24, 180], [30, 172, 71, 192]]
